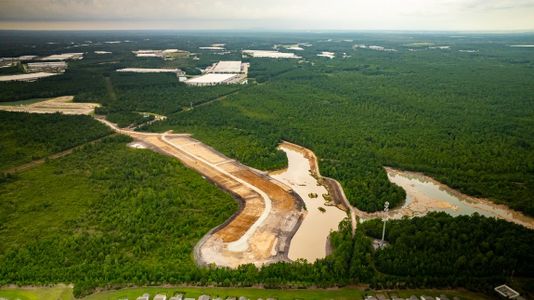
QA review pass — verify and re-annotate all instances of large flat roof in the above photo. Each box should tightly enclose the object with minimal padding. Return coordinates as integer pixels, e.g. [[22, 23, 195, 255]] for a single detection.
[[40, 53, 84, 61], [117, 68, 179, 73], [211, 61, 242, 73], [186, 73, 238, 84], [242, 50, 301, 59], [27, 61, 67, 66]]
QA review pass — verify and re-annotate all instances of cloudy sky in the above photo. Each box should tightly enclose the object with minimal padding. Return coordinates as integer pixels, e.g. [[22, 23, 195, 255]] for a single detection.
[[0, 0, 533, 31]]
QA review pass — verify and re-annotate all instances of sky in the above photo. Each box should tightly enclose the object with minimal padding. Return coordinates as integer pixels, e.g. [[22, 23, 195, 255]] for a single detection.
[[0, 0, 533, 31]]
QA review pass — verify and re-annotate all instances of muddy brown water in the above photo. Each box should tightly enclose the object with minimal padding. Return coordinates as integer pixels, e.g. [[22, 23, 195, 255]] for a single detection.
[[272, 145, 346, 262], [384, 168, 534, 229]]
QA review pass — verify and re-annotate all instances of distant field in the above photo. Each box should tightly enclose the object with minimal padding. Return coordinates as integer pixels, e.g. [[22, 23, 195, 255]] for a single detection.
[[0, 285, 73, 300]]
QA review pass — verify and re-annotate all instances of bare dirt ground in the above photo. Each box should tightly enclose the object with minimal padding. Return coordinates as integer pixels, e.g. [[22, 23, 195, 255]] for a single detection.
[[0, 96, 100, 115], [96, 117, 304, 268]]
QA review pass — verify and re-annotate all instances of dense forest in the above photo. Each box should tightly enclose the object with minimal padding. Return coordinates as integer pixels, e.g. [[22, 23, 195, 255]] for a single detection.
[[0, 111, 111, 170], [94, 72, 239, 125], [0, 136, 238, 295], [360, 213, 534, 293], [361, 213, 534, 280], [2, 32, 532, 214], [144, 38, 534, 215]]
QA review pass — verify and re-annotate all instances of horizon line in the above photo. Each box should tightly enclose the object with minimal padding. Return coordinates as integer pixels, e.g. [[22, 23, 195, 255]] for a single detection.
[[1, 28, 534, 34]]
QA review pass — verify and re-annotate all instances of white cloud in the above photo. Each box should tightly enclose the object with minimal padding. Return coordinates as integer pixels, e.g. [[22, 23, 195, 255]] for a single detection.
[[0, 0, 533, 30]]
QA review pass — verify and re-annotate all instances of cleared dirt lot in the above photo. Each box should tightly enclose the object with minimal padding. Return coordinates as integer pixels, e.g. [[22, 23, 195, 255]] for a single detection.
[[0, 96, 99, 115], [96, 118, 304, 268]]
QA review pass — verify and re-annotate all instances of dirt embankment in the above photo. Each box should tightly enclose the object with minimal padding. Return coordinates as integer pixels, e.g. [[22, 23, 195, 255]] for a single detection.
[[96, 118, 305, 268]]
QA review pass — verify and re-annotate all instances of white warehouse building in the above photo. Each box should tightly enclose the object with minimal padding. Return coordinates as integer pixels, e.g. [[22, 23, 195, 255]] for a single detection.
[[185, 60, 249, 86]]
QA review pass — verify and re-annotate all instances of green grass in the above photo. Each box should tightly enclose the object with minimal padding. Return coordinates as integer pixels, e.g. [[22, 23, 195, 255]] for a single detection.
[[82, 287, 490, 300], [0, 285, 74, 300], [0, 286, 491, 300]]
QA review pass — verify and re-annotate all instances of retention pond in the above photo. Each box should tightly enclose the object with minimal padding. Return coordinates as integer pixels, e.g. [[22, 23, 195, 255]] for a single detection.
[[271, 143, 346, 262], [383, 167, 534, 229]]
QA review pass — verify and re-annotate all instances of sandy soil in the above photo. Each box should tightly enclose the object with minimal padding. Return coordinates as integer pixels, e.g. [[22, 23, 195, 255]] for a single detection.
[[0, 96, 99, 115], [95, 117, 304, 268]]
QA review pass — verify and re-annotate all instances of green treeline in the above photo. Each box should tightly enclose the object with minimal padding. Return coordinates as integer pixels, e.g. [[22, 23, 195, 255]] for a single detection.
[[0, 111, 111, 170], [360, 213, 534, 290], [361, 213, 534, 279]]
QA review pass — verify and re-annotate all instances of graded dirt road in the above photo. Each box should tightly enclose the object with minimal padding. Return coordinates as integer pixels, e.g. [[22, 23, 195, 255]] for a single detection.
[[0, 96, 100, 115], [96, 117, 304, 267]]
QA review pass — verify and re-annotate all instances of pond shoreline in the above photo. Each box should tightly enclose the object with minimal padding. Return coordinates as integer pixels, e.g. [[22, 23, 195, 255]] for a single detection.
[[270, 141, 348, 262], [383, 167, 534, 229]]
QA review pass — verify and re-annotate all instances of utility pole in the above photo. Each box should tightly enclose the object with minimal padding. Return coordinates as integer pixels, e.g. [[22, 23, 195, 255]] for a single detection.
[[380, 201, 389, 248]]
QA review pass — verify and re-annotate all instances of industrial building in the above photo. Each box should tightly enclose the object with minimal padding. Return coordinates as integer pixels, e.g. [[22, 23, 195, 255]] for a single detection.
[[242, 50, 301, 59], [0, 58, 17, 68], [133, 49, 189, 60], [185, 60, 249, 86], [117, 68, 185, 76], [40, 53, 84, 61], [26, 61, 67, 73], [0, 55, 37, 68], [205, 61, 249, 74], [185, 73, 243, 86]]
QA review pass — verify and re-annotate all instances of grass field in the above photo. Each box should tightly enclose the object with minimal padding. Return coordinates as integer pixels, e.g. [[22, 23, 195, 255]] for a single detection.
[[0, 285, 491, 300], [0, 285, 74, 300]]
